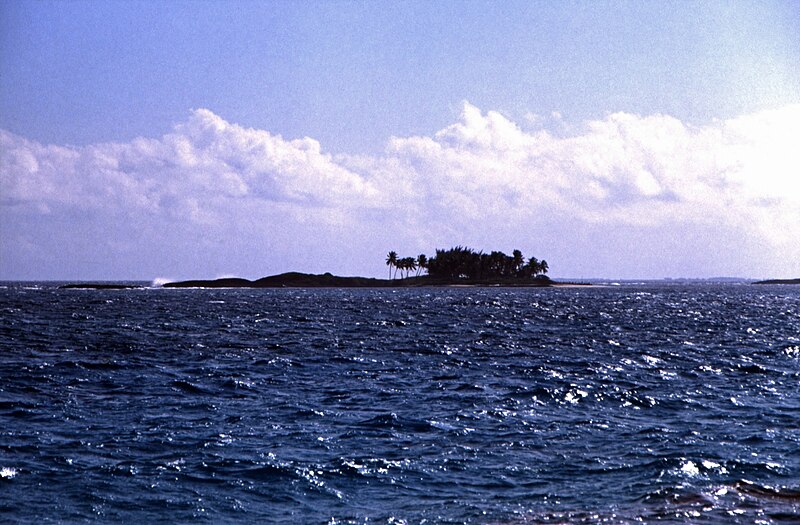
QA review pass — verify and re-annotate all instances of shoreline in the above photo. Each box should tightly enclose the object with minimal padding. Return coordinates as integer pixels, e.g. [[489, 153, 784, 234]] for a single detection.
[[54, 276, 800, 290], [160, 272, 572, 289], [59, 272, 590, 289]]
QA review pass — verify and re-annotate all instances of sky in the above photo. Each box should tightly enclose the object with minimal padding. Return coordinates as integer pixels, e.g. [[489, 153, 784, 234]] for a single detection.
[[1, 0, 799, 280]]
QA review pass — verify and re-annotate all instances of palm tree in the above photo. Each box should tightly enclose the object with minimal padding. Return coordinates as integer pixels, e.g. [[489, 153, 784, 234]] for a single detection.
[[407, 257, 417, 278], [512, 249, 524, 276], [526, 257, 540, 277], [416, 254, 427, 276], [407, 246, 550, 281], [398, 257, 416, 279], [386, 251, 398, 279]]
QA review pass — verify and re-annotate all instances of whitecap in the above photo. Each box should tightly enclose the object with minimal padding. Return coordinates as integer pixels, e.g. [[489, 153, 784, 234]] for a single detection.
[[544, 369, 564, 379], [429, 420, 457, 431], [564, 389, 588, 404], [765, 461, 783, 471], [659, 370, 677, 380], [680, 460, 700, 477], [642, 355, 662, 366], [0, 467, 17, 479], [702, 460, 727, 473]]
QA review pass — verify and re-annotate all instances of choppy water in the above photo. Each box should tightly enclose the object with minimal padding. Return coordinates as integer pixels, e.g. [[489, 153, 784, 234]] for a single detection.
[[1, 283, 799, 523]]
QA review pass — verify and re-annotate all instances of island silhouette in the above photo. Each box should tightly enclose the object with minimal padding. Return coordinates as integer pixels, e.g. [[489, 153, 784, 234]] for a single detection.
[[58, 246, 799, 289], [753, 278, 800, 285], [163, 247, 557, 288]]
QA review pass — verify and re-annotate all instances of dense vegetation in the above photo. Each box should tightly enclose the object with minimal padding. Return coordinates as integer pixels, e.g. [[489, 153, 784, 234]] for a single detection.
[[386, 247, 548, 281]]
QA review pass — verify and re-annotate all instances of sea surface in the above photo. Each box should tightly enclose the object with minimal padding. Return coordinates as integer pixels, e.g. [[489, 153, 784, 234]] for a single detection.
[[1, 282, 799, 523]]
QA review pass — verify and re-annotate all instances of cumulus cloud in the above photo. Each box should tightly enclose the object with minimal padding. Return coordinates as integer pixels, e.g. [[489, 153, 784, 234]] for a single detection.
[[1, 102, 798, 279]]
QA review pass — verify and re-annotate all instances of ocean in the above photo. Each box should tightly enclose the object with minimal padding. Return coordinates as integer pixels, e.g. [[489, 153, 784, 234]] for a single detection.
[[1, 283, 798, 523]]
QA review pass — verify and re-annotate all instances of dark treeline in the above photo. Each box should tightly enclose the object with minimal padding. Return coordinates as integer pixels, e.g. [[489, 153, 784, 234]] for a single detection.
[[387, 246, 548, 281]]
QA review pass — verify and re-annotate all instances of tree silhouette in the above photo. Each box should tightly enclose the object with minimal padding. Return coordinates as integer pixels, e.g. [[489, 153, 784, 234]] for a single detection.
[[398, 257, 416, 279], [395, 258, 405, 279], [512, 249, 524, 276], [386, 251, 398, 279], [525, 256, 540, 277], [416, 254, 428, 277], [424, 247, 550, 281], [388, 247, 549, 282]]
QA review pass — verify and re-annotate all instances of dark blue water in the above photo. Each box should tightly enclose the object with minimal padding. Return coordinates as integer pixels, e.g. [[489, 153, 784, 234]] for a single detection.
[[1, 283, 799, 523]]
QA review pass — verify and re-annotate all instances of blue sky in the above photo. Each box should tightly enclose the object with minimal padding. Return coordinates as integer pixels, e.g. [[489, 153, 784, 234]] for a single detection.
[[1, 1, 799, 280]]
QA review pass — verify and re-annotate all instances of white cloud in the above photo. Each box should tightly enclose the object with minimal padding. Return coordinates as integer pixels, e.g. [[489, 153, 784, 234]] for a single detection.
[[2, 102, 799, 279]]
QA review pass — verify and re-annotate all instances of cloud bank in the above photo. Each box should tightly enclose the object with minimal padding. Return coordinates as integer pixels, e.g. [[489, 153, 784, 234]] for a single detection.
[[2, 103, 799, 279]]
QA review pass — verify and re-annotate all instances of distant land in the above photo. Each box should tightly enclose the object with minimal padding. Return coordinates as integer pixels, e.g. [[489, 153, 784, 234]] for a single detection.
[[58, 276, 800, 290], [160, 272, 563, 288], [56, 245, 797, 289], [60, 283, 144, 290], [62, 246, 570, 289], [58, 272, 566, 290]]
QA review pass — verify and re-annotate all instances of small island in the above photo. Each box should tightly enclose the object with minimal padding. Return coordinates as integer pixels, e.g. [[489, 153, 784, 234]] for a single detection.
[[163, 246, 581, 288], [753, 278, 800, 285], [59, 247, 588, 289]]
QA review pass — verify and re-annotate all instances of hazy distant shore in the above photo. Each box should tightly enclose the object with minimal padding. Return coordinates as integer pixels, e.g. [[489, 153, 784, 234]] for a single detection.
[[60, 283, 144, 290]]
